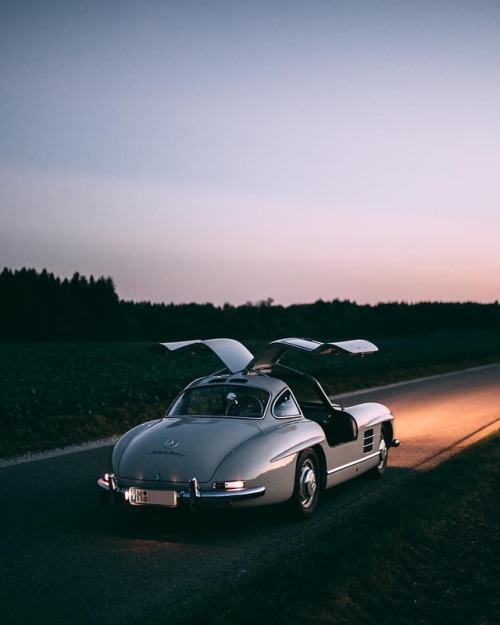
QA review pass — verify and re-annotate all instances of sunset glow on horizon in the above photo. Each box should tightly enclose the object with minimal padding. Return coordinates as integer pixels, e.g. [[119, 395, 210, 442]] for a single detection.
[[1, 1, 499, 307]]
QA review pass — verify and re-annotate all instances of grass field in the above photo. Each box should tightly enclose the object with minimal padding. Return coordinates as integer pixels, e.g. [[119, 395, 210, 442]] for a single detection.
[[1, 331, 500, 457]]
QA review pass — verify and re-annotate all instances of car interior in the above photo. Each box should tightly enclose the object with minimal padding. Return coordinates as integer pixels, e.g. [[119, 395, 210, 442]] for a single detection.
[[272, 364, 358, 446]]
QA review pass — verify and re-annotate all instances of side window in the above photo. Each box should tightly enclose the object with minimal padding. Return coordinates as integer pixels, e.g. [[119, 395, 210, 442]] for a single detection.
[[273, 390, 301, 418]]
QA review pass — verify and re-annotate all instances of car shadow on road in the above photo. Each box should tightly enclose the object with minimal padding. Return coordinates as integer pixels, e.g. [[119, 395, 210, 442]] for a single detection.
[[89, 465, 412, 546]]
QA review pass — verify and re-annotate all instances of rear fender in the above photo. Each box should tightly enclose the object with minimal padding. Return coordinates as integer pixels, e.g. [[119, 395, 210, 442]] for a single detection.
[[110, 420, 160, 471], [212, 420, 325, 504]]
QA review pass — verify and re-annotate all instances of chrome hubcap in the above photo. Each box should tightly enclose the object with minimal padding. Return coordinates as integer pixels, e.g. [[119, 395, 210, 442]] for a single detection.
[[299, 460, 317, 508], [377, 436, 388, 470]]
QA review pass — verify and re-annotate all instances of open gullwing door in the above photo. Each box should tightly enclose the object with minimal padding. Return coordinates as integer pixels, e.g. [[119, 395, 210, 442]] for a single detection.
[[247, 338, 378, 372], [153, 338, 254, 374], [153, 337, 377, 375]]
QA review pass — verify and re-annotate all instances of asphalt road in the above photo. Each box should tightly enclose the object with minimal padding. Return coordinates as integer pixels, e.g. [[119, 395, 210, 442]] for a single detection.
[[1, 364, 499, 625]]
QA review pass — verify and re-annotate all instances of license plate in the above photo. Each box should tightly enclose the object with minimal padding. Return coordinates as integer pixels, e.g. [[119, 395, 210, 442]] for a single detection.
[[128, 488, 177, 507]]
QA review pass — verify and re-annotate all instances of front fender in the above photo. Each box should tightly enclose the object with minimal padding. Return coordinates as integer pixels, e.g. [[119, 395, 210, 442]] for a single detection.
[[347, 402, 393, 429]]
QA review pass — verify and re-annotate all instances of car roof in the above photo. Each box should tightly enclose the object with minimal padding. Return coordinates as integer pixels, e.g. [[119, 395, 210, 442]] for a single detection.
[[188, 371, 289, 395]]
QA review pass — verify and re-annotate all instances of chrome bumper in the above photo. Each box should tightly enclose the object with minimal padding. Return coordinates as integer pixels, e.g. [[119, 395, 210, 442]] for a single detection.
[[97, 475, 265, 510]]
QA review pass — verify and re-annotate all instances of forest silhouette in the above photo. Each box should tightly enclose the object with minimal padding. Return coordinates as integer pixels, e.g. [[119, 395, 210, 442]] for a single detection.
[[1, 267, 499, 341]]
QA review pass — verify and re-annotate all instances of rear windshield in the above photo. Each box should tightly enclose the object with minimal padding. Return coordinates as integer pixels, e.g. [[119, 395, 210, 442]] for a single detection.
[[168, 384, 269, 419]]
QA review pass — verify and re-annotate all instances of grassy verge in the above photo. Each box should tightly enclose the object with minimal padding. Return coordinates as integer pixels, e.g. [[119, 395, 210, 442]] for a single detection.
[[1, 331, 500, 457], [176, 431, 500, 625]]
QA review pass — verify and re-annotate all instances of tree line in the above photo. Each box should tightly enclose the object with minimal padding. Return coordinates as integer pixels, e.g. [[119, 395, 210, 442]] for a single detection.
[[1, 267, 499, 341]]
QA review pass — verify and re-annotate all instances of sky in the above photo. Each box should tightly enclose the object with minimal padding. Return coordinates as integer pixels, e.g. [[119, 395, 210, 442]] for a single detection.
[[1, 0, 499, 307]]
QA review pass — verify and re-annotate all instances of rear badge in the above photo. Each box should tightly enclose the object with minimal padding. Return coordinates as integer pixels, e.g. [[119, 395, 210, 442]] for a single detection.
[[155, 473, 161, 482], [146, 439, 182, 457], [163, 439, 180, 448]]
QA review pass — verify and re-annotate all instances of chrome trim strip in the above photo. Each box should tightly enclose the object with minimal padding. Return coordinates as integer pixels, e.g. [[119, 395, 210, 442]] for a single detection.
[[327, 451, 379, 475], [178, 486, 265, 501]]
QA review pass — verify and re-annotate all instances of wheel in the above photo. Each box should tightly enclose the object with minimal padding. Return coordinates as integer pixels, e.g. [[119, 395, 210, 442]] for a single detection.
[[289, 448, 320, 518], [368, 427, 389, 478]]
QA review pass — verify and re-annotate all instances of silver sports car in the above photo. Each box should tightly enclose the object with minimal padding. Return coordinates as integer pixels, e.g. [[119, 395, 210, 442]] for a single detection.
[[98, 337, 399, 518]]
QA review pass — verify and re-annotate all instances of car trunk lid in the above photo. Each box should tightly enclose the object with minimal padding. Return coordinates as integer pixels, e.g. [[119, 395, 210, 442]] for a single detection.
[[117, 417, 262, 483]]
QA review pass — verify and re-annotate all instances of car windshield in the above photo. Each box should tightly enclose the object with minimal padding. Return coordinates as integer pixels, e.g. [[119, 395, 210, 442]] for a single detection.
[[168, 385, 269, 419]]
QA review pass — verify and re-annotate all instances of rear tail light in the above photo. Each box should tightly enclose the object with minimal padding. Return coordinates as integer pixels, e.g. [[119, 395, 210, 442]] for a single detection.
[[212, 480, 245, 491]]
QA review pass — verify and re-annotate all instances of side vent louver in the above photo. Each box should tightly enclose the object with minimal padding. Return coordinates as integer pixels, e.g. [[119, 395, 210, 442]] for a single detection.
[[363, 429, 374, 453]]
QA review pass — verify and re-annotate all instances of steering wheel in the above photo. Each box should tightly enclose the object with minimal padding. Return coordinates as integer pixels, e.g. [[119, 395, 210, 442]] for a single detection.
[[226, 394, 263, 417]]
